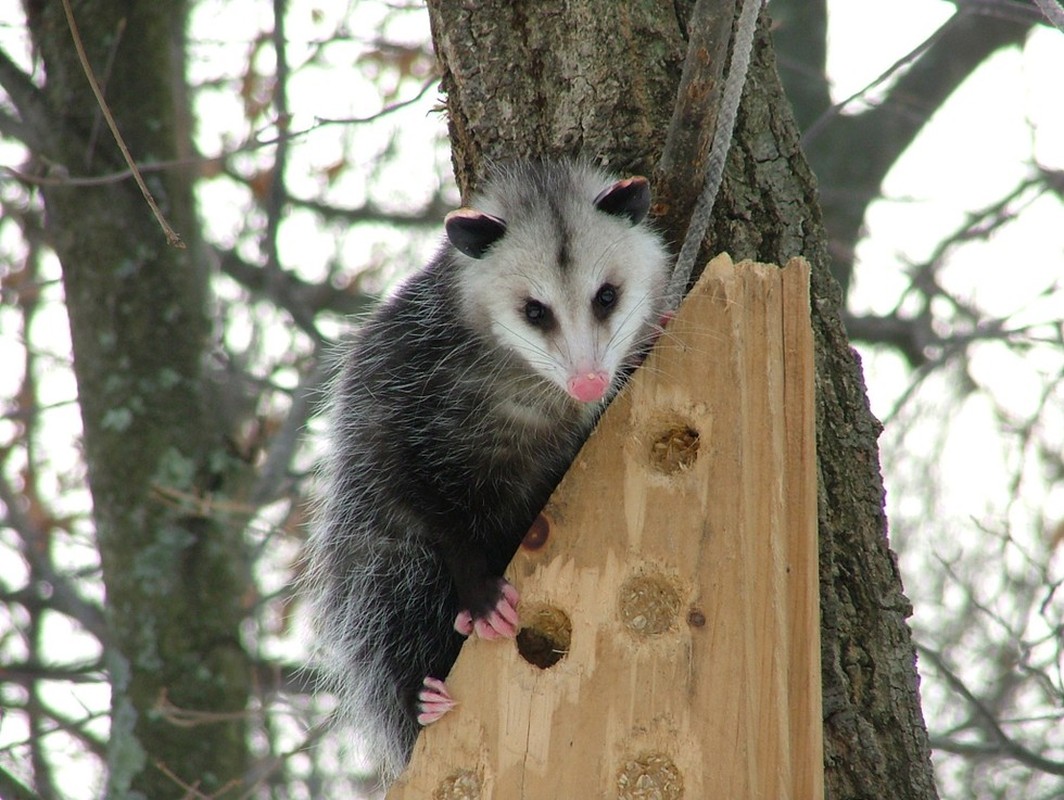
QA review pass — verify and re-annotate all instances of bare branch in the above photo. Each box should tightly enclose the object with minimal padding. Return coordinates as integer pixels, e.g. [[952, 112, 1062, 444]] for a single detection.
[[0, 108, 30, 145], [652, 0, 734, 253], [214, 247, 376, 337], [263, 0, 291, 285], [0, 475, 109, 644], [801, 5, 1033, 294], [0, 48, 54, 152], [918, 644, 1064, 777], [310, 76, 437, 128], [249, 357, 330, 507], [0, 659, 105, 685], [842, 311, 930, 366], [288, 192, 449, 227], [0, 695, 108, 761], [0, 766, 43, 800]]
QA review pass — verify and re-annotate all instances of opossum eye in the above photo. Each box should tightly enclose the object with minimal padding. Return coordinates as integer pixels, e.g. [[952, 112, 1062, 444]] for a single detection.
[[592, 283, 619, 320], [523, 299, 555, 329]]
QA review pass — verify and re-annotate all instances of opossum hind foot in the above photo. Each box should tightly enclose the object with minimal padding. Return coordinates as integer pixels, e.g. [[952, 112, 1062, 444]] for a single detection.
[[453, 579, 520, 640]]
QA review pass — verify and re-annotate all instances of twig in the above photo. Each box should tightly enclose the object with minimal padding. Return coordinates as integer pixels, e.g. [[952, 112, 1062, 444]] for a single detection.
[[4, 156, 215, 188], [0, 764, 43, 800], [2, 79, 438, 190], [60, 0, 185, 248], [84, 17, 126, 169], [249, 353, 334, 508], [265, 0, 291, 290], [313, 76, 437, 127]]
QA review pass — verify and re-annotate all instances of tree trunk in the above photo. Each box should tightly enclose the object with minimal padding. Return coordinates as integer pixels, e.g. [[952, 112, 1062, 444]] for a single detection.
[[425, 1, 939, 797], [23, 2, 251, 797]]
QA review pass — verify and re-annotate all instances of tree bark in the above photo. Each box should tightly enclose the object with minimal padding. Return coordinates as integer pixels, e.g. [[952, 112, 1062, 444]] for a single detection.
[[20, 2, 251, 797], [425, 2, 939, 797]]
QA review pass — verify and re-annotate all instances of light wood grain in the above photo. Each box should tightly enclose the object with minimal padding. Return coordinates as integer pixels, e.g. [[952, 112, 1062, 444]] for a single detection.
[[387, 253, 821, 800]]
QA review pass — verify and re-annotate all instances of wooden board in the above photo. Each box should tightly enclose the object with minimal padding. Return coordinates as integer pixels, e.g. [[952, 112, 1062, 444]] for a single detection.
[[387, 253, 821, 799]]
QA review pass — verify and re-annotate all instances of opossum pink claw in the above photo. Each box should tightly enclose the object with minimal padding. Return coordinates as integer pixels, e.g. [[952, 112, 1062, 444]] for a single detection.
[[453, 579, 520, 639], [453, 610, 474, 636], [417, 676, 457, 725]]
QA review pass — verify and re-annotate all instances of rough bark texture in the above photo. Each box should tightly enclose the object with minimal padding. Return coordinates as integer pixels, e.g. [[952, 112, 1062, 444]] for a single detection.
[[22, 2, 251, 797], [428, 0, 686, 190], [425, 2, 939, 798]]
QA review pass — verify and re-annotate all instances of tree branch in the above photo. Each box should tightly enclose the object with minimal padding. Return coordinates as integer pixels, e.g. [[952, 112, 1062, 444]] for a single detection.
[[215, 247, 376, 334], [919, 644, 1064, 777], [0, 475, 109, 644], [288, 192, 450, 227], [653, 0, 735, 251], [248, 357, 329, 507], [0, 108, 30, 145], [0, 659, 105, 685], [0, 47, 54, 152], [800, 6, 1033, 294], [264, 0, 291, 283], [842, 311, 930, 366], [0, 765, 43, 800]]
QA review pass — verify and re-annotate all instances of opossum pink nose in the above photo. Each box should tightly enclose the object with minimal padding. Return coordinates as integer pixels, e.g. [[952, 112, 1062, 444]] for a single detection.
[[568, 371, 610, 403]]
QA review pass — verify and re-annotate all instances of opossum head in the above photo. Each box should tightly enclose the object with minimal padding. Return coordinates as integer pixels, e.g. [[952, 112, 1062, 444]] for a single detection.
[[446, 162, 670, 405]]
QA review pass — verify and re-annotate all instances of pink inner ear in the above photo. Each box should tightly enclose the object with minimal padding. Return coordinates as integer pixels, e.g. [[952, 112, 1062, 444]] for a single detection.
[[567, 372, 610, 403]]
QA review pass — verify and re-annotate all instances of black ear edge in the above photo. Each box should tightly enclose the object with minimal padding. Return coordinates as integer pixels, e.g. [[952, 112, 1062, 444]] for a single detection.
[[445, 209, 508, 259], [593, 176, 651, 225]]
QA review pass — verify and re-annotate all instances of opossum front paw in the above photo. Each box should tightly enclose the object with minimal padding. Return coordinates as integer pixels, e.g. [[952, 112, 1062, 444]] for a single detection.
[[453, 579, 519, 640], [416, 676, 457, 725]]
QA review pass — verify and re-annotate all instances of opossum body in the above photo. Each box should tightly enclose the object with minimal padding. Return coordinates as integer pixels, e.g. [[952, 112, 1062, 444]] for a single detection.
[[304, 160, 670, 783]]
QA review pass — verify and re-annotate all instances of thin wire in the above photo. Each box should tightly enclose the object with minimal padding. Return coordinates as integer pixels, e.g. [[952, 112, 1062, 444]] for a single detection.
[[666, 0, 763, 309]]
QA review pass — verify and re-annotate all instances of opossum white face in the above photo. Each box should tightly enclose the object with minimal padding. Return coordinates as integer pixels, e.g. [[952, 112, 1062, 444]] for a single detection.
[[447, 164, 670, 405]]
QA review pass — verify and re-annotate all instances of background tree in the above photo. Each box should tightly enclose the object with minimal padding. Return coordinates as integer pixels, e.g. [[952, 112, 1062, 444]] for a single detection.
[[4, 1, 253, 797], [1, 1, 1062, 798]]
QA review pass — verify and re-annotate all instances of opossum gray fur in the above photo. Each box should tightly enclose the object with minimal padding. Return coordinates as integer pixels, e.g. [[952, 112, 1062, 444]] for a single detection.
[[303, 159, 670, 783]]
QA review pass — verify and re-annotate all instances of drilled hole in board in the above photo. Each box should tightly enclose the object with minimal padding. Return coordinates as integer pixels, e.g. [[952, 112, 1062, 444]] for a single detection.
[[619, 574, 682, 637], [649, 424, 700, 474], [432, 768, 480, 800], [616, 752, 684, 799], [515, 604, 572, 669]]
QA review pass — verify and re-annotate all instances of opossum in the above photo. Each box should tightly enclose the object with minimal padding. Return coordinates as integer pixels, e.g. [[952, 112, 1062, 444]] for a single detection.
[[303, 159, 671, 783]]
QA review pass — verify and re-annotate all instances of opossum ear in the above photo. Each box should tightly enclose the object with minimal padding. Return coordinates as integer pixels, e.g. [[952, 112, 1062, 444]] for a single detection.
[[445, 209, 508, 259], [593, 176, 651, 225]]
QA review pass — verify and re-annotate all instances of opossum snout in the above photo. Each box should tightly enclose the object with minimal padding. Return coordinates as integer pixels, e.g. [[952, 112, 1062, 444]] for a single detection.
[[567, 371, 610, 403]]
